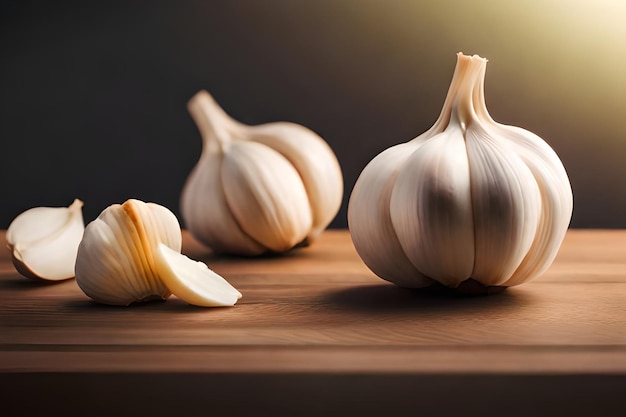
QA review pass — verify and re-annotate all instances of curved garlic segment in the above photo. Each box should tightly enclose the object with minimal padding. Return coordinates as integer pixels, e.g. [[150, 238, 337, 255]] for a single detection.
[[155, 243, 242, 307], [348, 53, 573, 290], [75, 199, 182, 306], [6, 199, 85, 281], [180, 90, 343, 255]]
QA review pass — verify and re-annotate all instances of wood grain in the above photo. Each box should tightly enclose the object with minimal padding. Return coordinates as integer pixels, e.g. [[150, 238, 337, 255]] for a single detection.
[[1, 229, 626, 416]]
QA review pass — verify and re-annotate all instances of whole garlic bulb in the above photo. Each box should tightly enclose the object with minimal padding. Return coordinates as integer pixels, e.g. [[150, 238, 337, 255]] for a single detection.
[[6, 199, 84, 281], [348, 53, 573, 291], [75, 198, 242, 307], [181, 90, 343, 256]]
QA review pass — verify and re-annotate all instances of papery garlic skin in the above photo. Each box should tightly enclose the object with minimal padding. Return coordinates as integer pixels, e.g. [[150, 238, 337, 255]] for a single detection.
[[348, 53, 573, 290], [6, 199, 85, 281], [181, 90, 343, 255], [75, 199, 182, 305]]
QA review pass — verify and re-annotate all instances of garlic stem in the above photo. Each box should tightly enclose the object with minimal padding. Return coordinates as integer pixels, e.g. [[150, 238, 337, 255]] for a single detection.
[[424, 52, 474, 136], [472, 60, 494, 124], [187, 90, 237, 153], [450, 54, 487, 132]]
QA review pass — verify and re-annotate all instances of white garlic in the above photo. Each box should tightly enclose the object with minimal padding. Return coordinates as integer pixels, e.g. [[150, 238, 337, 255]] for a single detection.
[[6, 199, 85, 281], [155, 243, 242, 307], [348, 53, 573, 291], [180, 90, 343, 256], [75, 199, 241, 307]]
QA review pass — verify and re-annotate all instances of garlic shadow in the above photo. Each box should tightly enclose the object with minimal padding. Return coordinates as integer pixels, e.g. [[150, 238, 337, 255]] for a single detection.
[[322, 283, 530, 314], [0, 273, 71, 290], [62, 297, 229, 313], [62, 298, 166, 311]]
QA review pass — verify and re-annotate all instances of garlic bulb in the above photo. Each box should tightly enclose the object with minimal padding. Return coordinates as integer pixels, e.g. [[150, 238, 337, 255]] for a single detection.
[[6, 199, 85, 281], [348, 53, 573, 291], [75, 199, 241, 306], [181, 90, 343, 256]]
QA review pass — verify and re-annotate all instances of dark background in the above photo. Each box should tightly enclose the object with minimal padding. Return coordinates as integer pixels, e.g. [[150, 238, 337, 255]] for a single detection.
[[2, 0, 625, 229]]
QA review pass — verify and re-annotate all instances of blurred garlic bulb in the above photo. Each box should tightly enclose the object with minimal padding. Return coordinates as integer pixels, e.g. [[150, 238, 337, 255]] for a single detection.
[[75, 199, 241, 307], [348, 53, 573, 291], [6, 199, 84, 281], [181, 90, 343, 256]]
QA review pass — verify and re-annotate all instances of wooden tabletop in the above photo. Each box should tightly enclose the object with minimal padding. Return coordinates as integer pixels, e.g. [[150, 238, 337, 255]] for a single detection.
[[1, 229, 626, 416]]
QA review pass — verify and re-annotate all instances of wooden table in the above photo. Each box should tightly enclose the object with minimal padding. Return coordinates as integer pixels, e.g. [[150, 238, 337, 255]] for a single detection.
[[1, 229, 625, 416]]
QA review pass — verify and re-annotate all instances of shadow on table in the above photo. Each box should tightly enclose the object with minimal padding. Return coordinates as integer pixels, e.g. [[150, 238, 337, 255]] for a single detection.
[[61, 297, 238, 313], [322, 283, 530, 314], [0, 272, 73, 291]]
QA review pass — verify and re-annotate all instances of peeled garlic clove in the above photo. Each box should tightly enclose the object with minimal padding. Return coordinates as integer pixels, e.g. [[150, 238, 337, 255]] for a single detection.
[[348, 53, 573, 290], [181, 90, 343, 255], [75, 199, 182, 306], [154, 243, 242, 307], [6, 199, 85, 281]]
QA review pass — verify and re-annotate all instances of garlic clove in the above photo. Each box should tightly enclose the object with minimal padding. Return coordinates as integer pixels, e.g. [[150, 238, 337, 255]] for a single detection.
[[246, 122, 343, 240], [154, 243, 242, 307], [389, 127, 475, 288], [75, 199, 181, 306], [495, 126, 573, 287], [222, 141, 313, 253], [75, 217, 156, 305], [6, 199, 85, 281], [348, 143, 434, 288], [75, 198, 241, 308], [181, 152, 266, 256], [465, 122, 542, 286]]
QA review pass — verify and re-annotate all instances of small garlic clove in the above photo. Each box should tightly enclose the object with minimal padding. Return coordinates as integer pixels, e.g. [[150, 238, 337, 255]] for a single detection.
[[74, 217, 156, 305], [181, 152, 266, 256], [247, 122, 343, 240], [75, 199, 181, 306], [75, 198, 242, 308], [154, 243, 242, 307], [6, 199, 85, 281], [222, 141, 313, 253]]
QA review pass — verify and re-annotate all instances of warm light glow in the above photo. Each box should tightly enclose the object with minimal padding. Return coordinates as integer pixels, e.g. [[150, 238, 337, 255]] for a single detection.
[[394, 0, 626, 137]]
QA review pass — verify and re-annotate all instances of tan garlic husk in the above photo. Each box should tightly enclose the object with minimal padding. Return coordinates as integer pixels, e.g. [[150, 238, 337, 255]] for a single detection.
[[348, 53, 573, 291], [75, 199, 241, 307], [6, 199, 85, 281], [180, 90, 343, 256]]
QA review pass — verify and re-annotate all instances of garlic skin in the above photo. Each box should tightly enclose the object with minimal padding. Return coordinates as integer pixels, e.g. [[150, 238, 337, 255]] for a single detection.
[[6, 199, 85, 281], [75, 199, 182, 305], [348, 53, 573, 290], [181, 90, 343, 256]]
